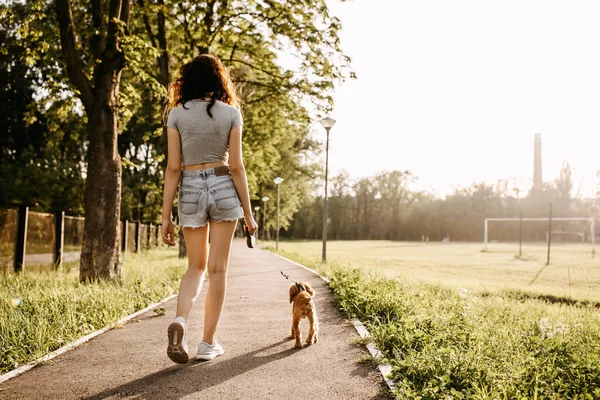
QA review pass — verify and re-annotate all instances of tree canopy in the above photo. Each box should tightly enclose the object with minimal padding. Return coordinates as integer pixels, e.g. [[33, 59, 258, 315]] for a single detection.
[[1, 0, 354, 280]]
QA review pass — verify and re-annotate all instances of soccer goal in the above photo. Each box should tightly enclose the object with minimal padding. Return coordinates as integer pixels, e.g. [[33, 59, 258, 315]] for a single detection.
[[483, 217, 596, 255], [546, 231, 585, 243]]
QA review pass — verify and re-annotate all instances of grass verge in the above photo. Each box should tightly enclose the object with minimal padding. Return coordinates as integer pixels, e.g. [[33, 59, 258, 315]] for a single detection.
[[0, 248, 184, 374], [275, 248, 600, 399]]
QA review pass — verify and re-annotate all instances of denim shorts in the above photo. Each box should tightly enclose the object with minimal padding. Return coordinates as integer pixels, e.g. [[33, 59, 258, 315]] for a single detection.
[[178, 167, 244, 228]]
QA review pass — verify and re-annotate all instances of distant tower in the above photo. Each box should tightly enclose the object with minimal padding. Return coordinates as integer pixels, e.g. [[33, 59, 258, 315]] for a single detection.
[[533, 133, 543, 193]]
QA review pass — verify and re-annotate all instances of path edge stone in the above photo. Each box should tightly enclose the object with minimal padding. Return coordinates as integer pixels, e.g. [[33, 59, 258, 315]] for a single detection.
[[0, 293, 178, 384], [266, 249, 397, 394]]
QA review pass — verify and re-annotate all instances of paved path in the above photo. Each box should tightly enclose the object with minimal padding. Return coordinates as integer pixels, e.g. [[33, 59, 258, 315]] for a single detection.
[[26, 251, 81, 264], [0, 241, 389, 399], [1, 251, 81, 270]]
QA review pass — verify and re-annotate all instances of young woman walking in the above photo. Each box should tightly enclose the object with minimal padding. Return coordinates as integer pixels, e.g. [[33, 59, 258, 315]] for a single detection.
[[161, 54, 258, 364]]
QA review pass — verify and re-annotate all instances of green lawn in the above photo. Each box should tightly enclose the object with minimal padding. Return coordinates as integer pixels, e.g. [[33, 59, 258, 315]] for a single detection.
[[0, 248, 185, 374], [274, 240, 600, 303], [271, 240, 600, 398]]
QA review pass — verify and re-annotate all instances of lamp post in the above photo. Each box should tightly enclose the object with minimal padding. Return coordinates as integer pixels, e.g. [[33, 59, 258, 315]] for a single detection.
[[320, 117, 336, 263], [254, 206, 260, 221], [262, 196, 269, 241], [514, 188, 523, 258], [274, 177, 284, 250]]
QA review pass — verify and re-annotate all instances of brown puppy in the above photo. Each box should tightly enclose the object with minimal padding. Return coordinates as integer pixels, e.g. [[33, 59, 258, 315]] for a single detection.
[[288, 281, 318, 348]]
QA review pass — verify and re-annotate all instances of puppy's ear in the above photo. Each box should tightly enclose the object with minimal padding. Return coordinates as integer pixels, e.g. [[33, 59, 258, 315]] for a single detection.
[[289, 283, 299, 303], [303, 282, 315, 296]]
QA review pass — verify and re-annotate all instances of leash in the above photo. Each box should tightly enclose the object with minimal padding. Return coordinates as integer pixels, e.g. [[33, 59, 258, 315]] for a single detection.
[[280, 271, 306, 293]]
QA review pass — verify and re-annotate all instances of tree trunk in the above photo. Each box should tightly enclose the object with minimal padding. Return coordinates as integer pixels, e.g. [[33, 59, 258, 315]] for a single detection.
[[80, 85, 123, 282], [54, 0, 129, 282], [178, 230, 187, 258]]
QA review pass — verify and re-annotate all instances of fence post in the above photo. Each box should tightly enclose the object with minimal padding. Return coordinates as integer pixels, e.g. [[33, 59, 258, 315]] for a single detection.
[[135, 221, 141, 253], [14, 205, 28, 273], [122, 220, 128, 252], [53, 211, 65, 268], [156, 224, 160, 246], [148, 223, 154, 248], [519, 210, 523, 257]]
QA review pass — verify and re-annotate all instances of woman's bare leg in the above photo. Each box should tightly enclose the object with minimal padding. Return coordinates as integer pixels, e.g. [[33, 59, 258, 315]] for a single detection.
[[202, 220, 237, 344], [176, 225, 210, 321]]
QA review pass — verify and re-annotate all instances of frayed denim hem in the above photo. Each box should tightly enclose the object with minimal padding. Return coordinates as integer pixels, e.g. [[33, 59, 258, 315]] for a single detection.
[[180, 222, 209, 229], [209, 217, 241, 223]]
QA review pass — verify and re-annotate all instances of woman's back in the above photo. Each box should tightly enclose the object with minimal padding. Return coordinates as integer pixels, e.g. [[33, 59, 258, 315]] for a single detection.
[[166, 99, 243, 166], [162, 54, 257, 365]]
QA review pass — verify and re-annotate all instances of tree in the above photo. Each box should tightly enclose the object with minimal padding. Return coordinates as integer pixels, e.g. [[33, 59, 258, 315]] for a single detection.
[[0, 2, 86, 213], [52, 0, 132, 281], [553, 161, 574, 215], [14, 0, 351, 278], [124, 0, 348, 231], [373, 170, 415, 239], [329, 171, 352, 239]]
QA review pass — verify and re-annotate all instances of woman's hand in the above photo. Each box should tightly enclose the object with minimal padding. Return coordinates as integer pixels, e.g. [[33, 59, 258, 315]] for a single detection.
[[162, 218, 176, 246], [244, 215, 258, 235]]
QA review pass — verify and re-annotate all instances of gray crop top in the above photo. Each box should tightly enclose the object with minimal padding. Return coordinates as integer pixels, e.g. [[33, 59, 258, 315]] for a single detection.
[[166, 99, 243, 166]]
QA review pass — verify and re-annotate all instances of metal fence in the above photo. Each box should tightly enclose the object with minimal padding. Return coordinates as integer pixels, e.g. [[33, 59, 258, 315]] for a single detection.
[[0, 206, 162, 273]]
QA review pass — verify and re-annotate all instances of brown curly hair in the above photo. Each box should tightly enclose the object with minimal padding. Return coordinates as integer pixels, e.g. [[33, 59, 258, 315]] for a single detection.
[[165, 54, 239, 119]]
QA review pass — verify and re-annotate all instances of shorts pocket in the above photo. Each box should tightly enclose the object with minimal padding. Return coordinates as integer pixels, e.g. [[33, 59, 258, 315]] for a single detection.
[[211, 182, 240, 211], [179, 190, 200, 215], [213, 194, 240, 211]]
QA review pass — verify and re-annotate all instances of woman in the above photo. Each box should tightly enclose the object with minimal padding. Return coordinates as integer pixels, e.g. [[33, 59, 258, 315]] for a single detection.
[[161, 54, 258, 364]]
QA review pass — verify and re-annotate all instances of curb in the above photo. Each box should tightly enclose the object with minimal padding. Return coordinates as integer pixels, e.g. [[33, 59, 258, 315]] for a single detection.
[[267, 250, 397, 394], [0, 293, 178, 385]]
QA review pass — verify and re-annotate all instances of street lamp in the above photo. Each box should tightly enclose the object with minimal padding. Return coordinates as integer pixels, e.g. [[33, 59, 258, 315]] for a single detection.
[[261, 196, 269, 242], [320, 117, 336, 263], [514, 188, 523, 257], [274, 177, 284, 250], [254, 206, 260, 221]]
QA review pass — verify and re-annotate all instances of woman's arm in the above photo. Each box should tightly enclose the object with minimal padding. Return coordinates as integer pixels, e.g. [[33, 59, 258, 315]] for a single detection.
[[161, 127, 182, 245], [229, 125, 258, 233]]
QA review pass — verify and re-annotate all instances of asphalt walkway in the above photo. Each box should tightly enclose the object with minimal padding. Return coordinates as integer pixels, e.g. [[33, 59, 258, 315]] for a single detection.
[[0, 241, 388, 399]]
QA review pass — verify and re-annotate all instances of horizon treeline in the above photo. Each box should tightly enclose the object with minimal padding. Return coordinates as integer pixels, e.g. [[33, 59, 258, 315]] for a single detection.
[[287, 163, 600, 242]]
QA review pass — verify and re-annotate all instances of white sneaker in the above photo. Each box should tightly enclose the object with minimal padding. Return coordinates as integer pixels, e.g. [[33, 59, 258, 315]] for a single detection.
[[196, 339, 224, 361], [167, 317, 189, 364]]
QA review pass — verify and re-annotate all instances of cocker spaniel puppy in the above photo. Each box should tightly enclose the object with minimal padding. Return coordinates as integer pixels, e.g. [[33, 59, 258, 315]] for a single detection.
[[288, 281, 318, 348]]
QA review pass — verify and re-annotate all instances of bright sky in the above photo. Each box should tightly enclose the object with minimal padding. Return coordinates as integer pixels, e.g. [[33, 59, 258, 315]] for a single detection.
[[320, 0, 600, 198]]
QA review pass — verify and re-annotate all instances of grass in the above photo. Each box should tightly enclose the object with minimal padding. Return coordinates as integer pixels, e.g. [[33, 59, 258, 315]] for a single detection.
[[273, 240, 600, 304], [270, 241, 600, 399], [0, 248, 185, 374]]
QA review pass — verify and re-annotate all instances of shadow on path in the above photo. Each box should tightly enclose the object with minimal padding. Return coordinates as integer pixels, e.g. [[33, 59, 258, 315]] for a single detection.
[[85, 340, 300, 400], [527, 263, 549, 286]]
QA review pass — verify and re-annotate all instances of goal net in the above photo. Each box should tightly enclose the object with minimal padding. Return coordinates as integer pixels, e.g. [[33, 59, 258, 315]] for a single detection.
[[483, 217, 596, 255], [547, 231, 585, 243]]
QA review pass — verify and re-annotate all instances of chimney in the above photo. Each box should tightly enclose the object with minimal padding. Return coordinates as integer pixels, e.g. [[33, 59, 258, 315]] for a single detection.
[[533, 133, 543, 193]]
